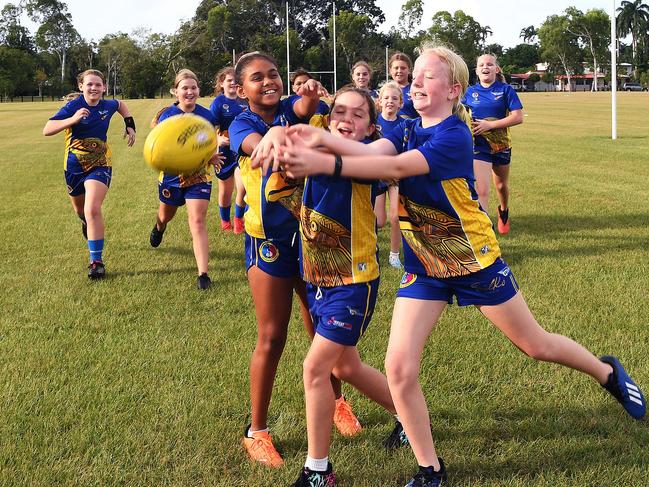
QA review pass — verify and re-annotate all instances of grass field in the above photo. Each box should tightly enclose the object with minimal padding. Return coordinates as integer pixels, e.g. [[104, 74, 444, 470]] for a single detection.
[[1, 92, 648, 486]]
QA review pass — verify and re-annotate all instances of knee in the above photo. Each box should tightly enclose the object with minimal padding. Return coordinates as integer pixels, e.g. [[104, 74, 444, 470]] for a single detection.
[[255, 329, 287, 359], [475, 182, 490, 200], [518, 333, 554, 362], [494, 180, 508, 193], [303, 357, 330, 390], [376, 214, 387, 228], [84, 204, 102, 221], [332, 362, 355, 383], [385, 352, 419, 392], [189, 215, 206, 233]]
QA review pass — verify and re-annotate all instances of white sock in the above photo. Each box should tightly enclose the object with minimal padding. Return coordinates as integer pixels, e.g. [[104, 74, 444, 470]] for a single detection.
[[305, 456, 329, 472], [247, 426, 269, 438], [389, 251, 399, 258]]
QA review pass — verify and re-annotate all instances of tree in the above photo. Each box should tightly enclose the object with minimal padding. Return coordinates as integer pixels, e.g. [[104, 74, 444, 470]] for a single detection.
[[501, 43, 540, 73], [0, 3, 34, 51], [519, 25, 538, 44], [427, 10, 492, 65], [98, 33, 138, 97], [0, 45, 36, 96], [538, 14, 583, 91], [616, 0, 649, 76], [26, 0, 79, 87], [397, 0, 424, 34], [565, 7, 610, 91], [330, 10, 378, 80]]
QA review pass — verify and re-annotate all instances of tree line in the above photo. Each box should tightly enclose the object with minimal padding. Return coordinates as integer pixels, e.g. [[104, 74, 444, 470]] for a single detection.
[[1, 0, 649, 99]]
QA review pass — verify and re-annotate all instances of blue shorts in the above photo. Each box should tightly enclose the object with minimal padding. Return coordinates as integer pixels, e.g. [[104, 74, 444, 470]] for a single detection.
[[245, 232, 300, 278], [308, 278, 380, 346], [214, 152, 238, 181], [158, 181, 212, 207], [397, 258, 519, 306], [65, 167, 112, 196], [474, 149, 511, 166]]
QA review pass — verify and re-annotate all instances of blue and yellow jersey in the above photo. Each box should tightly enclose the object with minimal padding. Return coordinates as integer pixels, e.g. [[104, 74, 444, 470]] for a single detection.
[[377, 113, 401, 138], [229, 97, 309, 239], [398, 84, 419, 119], [301, 144, 380, 287], [152, 103, 218, 188], [384, 116, 501, 278], [49, 97, 120, 173], [287, 95, 330, 129], [462, 80, 523, 154], [209, 94, 248, 164]]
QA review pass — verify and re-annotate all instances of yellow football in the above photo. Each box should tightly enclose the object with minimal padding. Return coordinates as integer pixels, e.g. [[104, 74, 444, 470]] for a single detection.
[[143, 113, 217, 174]]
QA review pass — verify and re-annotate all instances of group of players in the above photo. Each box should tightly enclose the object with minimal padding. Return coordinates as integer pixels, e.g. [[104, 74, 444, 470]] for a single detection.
[[43, 42, 645, 487]]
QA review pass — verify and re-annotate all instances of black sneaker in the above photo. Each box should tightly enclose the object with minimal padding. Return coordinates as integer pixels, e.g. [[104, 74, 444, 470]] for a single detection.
[[405, 459, 447, 487], [150, 223, 165, 248], [384, 420, 409, 449], [292, 462, 336, 487], [81, 221, 88, 240], [197, 273, 211, 290], [88, 261, 105, 280]]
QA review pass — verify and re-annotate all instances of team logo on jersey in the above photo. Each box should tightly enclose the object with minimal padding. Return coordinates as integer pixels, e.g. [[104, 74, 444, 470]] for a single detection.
[[480, 245, 490, 255], [472, 92, 479, 99], [400, 272, 417, 288], [162, 188, 172, 199], [259, 241, 279, 263], [497, 266, 511, 277], [327, 316, 352, 330], [357, 262, 367, 272], [346, 306, 360, 316], [222, 103, 229, 111], [99, 110, 109, 120]]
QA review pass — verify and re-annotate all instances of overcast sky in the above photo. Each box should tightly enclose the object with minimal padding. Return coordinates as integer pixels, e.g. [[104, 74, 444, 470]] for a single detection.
[[4, 0, 616, 49]]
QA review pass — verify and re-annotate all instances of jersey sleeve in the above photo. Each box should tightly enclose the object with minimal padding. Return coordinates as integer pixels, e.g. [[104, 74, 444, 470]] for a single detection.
[[229, 113, 259, 156], [209, 98, 223, 128], [382, 120, 407, 154], [156, 107, 175, 124], [505, 85, 523, 111], [49, 100, 78, 120], [416, 124, 473, 180]]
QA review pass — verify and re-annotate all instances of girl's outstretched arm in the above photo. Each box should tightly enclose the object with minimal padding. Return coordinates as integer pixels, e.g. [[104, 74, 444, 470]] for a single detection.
[[117, 101, 136, 147], [279, 133, 428, 181], [293, 79, 328, 119], [286, 124, 396, 156]]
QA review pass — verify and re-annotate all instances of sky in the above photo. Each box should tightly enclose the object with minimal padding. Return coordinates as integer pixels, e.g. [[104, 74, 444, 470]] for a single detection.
[[4, 0, 617, 49]]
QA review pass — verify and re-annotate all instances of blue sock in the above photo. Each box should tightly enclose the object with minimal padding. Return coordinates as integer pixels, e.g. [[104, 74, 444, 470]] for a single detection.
[[88, 239, 104, 263], [219, 205, 231, 222], [235, 204, 245, 219]]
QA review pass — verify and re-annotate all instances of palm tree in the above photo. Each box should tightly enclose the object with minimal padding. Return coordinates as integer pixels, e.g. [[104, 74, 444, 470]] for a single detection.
[[520, 25, 538, 43], [616, 0, 649, 76]]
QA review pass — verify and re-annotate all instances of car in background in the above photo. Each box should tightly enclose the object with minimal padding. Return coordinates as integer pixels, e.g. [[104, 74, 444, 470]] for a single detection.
[[622, 82, 646, 91], [510, 82, 523, 92]]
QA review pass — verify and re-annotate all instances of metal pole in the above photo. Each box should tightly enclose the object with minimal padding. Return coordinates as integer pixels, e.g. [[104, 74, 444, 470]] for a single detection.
[[332, 1, 337, 92], [232, 49, 236, 65], [611, 0, 617, 140], [385, 46, 389, 82], [286, 2, 291, 96]]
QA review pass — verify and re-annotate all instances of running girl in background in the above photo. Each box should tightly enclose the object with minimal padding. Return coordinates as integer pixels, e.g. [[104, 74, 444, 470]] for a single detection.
[[290, 68, 331, 128], [209, 67, 249, 234], [375, 81, 404, 269], [148, 69, 221, 290], [350, 60, 378, 99], [389, 51, 418, 119], [462, 53, 523, 234], [281, 86, 407, 486], [43, 69, 136, 280], [278, 42, 645, 487], [228, 52, 335, 468]]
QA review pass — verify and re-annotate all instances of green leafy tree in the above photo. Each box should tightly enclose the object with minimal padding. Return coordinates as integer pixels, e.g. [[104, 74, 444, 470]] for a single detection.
[[616, 0, 649, 76], [565, 7, 610, 91], [397, 0, 424, 34], [501, 43, 540, 73], [427, 10, 492, 65], [538, 14, 583, 91], [98, 33, 138, 97], [0, 45, 36, 96], [1, 3, 34, 51], [519, 25, 538, 44], [25, 0, 79, 87]]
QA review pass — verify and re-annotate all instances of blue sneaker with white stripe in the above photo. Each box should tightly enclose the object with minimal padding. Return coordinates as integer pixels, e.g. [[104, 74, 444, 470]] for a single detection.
[[600, 355, 645, 420]]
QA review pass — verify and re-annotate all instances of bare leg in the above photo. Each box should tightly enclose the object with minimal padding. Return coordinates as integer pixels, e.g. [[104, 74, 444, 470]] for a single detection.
[[492, 163, 510, 212], [217, 176, 235, 212], [388, 185, 401, 254], [473, 159, 493, 213], [385, 297, 447, 471], [374, 193, 387, 228], [234, 167, 246, 208], [69, 193, 85, 219], [83, 180, 109, 240], [247, 267, 294, 430], [156, 202, 178, 230], [478, 292, 612, 384], [186, 198, 210, 275]]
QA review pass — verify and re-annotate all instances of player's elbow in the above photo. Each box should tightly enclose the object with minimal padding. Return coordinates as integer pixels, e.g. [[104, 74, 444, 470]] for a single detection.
[[42, 124, 55, 136]]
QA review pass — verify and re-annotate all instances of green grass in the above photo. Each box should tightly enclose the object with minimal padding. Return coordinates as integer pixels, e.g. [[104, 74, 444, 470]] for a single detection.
[[1, 92, 648, 486]]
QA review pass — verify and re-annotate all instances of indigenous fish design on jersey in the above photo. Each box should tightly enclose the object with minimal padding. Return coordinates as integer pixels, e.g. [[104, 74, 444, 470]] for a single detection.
[[301, 206, 353, 287], [69, 138, 109, 171], [265, 171, 304, 221], [399, 195, 485, 278]]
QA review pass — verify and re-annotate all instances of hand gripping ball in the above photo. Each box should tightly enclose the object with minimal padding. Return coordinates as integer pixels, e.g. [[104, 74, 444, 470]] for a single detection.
[[143, 114, 217, 174]]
